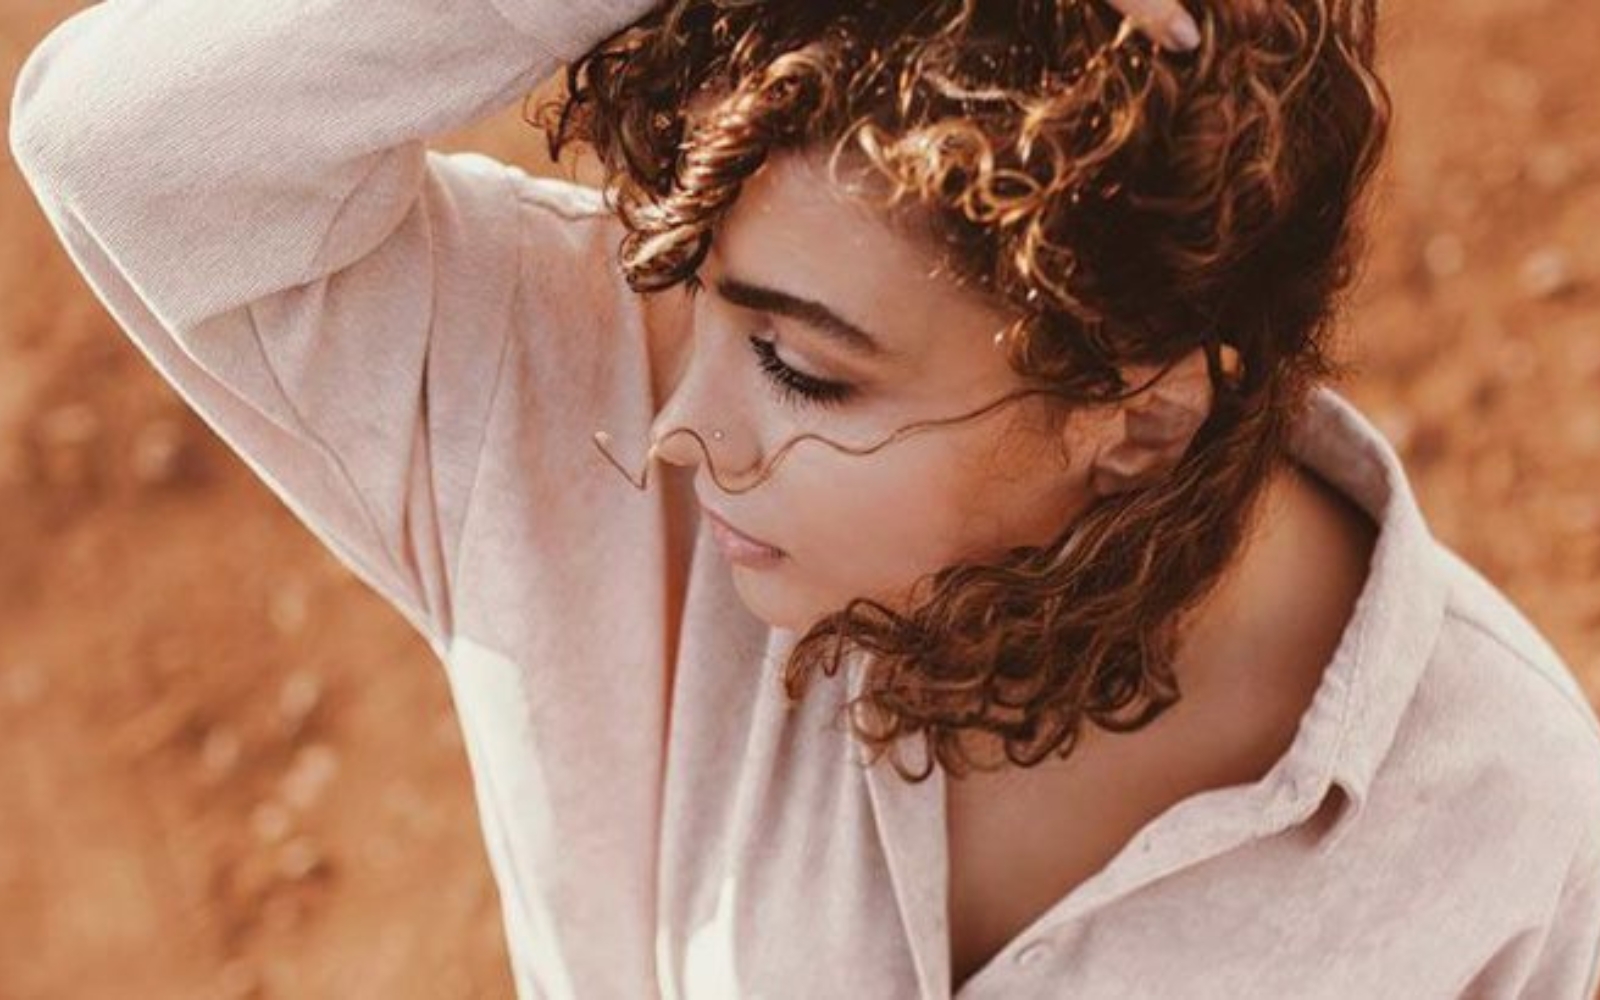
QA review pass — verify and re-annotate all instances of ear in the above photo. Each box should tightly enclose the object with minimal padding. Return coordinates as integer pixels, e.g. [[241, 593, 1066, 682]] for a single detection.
[[1087, 344, 1226, 497]]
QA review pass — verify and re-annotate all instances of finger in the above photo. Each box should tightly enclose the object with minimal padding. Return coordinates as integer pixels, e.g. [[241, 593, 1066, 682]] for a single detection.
[[1103, 0, 1202, 51]]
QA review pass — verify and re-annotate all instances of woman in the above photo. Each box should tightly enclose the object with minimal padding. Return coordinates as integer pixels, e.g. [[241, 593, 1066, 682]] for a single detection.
[[11, 0, 1600, 996]]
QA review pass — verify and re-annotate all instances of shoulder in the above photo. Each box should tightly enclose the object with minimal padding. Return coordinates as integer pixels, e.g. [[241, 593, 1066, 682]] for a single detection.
[[1433, 541, 1599, 749], [497, 165, 694, 410], [501, 166, 624, 272], [1411, 540, 1600, 853], [512, 173, 614, 229], [413, 151, 628, 315], [468, 164, 652, 376]]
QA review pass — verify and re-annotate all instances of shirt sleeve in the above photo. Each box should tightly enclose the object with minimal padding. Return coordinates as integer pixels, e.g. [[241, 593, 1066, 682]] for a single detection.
[[1516, 860, 1600, 1000], [7, 0, 654, 652]]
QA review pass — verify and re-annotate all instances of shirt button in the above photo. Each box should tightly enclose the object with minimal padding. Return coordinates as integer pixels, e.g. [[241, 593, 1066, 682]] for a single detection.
[[1014, 939, 1053, 967]]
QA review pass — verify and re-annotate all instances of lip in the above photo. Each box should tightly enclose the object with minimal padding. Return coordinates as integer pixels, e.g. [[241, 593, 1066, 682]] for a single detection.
[[698, 501, 786, 562]]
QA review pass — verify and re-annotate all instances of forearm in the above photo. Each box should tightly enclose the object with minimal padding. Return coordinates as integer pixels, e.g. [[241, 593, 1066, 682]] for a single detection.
[[8, 0, 653, 333]]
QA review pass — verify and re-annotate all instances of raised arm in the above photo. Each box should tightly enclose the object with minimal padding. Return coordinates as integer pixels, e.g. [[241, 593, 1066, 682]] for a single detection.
[[8, 0, 656, 648]]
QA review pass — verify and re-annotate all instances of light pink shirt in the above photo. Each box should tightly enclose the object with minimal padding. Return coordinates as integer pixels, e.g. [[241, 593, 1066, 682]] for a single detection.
[[11, 1, 1600, 997]]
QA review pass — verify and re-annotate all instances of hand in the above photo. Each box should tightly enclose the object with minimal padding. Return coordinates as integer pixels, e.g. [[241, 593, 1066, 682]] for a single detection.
[[1102, 0, 1202, 51]]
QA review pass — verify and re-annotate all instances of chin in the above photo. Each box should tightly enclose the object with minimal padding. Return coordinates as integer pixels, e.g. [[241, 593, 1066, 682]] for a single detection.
[[727, 569, 832, 633], [736, 568, 926, 639]]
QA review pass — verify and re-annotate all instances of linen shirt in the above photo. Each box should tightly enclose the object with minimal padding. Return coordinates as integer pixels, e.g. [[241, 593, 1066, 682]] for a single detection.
[[11, 1, 1600, 997]]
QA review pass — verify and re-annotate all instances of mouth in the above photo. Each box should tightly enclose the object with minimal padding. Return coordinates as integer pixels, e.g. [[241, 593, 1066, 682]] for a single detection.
[[697, 500, 786, 557]]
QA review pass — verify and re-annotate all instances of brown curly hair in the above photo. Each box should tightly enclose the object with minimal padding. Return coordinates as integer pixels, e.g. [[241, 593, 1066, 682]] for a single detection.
[[533, 0, 1392, 781]]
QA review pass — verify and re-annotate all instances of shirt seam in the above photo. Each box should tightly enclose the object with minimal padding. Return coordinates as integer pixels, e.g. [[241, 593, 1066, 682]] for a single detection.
[[445, 170, 526, 642], [1442, 605, 1600, 750], [479, 0, 582, 67], [241, 300, 436, 638]]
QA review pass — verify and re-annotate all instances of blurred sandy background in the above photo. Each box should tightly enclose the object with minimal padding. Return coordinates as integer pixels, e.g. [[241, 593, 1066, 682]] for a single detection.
[[2, 1, 1597, 997]]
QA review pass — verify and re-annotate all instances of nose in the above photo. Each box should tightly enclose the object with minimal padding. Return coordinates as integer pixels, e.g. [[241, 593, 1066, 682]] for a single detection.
[[646, 344, 762, 489]]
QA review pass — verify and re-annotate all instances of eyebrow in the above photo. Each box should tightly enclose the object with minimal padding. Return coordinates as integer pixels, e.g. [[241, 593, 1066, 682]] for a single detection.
[[712, 274, 898, 362]]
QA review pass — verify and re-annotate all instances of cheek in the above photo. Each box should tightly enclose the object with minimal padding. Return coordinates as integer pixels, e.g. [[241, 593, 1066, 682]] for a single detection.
[[777, 448, 990, 601]]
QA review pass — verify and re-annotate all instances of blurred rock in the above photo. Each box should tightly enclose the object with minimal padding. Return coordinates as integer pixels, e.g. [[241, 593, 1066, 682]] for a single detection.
[[267, 579, 310, 637], [280, 742, 340, 811], [249, 800, 293, 845], [110, 698, 200, 757], [128, 416, 190, 488], [1486, 338, 1540, 386], [277, 670, 323, 733], [33, 401, 102, 491], [274, 836, 327, 882], [36, 401, 100, 447], [1519, 247, 1575, 300]]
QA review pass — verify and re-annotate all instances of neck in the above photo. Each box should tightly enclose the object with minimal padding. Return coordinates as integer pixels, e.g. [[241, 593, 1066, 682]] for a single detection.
[[1170, 458, 1375, 714], [947, 458, 1375, 774]]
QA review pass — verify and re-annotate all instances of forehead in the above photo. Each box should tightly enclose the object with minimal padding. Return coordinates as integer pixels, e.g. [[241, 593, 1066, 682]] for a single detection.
[[708, 151, 1016, 369], [712, 152, 944, 287]]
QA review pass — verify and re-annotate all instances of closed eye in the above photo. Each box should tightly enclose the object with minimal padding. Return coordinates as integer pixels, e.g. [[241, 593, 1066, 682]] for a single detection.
[[685, 272, 858, 411]]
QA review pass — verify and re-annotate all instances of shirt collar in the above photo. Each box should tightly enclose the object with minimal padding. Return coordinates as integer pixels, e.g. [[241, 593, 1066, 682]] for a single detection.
[[843, 385, 1450, 993], [1271, 384, 1450, 844], [851, 384, 1451, 846]]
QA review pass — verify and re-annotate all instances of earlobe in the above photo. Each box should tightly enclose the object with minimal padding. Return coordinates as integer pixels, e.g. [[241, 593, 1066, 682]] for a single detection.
[[1086, 345, 1216, 497]]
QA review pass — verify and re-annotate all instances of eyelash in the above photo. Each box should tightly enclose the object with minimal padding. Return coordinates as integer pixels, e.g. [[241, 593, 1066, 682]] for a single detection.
[[684, 273, 856, 411]]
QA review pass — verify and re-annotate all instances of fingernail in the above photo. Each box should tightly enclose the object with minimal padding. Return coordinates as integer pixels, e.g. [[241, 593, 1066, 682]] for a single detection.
[[1167, 13, 1201, 50]]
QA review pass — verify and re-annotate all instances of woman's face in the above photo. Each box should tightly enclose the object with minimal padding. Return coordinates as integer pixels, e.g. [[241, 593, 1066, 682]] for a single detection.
[[648, 150, 1115, 632]]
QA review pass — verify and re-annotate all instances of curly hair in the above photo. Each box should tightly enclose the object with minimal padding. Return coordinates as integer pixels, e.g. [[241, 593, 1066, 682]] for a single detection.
[[533, 0, 1392, 781]]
